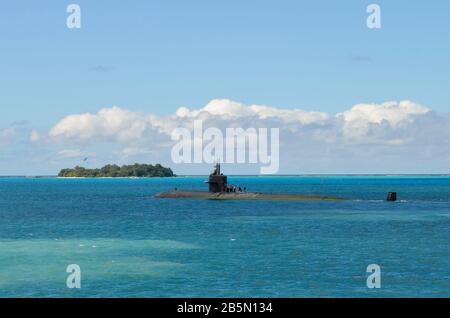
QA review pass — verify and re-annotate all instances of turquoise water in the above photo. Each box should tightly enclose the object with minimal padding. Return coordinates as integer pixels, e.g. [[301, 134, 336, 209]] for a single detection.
[[0, 176, 449, 297]]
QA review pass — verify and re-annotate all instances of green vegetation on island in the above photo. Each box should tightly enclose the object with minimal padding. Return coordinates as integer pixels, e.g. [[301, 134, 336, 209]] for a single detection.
[[58, 163, 175, 178]]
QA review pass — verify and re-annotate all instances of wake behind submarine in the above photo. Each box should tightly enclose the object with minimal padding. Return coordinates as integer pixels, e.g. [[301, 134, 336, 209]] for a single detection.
[[155, 163, 343, 201]]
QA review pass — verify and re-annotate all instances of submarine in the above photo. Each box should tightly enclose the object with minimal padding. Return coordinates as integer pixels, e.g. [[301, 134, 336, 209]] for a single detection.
[[155, 163, 341, 201]]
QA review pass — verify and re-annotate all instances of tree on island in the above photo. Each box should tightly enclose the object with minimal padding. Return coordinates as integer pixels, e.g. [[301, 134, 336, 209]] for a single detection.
[[58, 163, 175, 178]]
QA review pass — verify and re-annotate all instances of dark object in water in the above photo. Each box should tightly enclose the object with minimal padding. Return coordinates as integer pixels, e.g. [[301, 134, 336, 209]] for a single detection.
[[155, 163, 342, 201], [387, 192, 397, 202], [155, 190, 341, 201]]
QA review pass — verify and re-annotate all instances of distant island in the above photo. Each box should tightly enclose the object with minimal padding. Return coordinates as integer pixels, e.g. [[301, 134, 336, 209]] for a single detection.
[[58, 163, 175, 178]]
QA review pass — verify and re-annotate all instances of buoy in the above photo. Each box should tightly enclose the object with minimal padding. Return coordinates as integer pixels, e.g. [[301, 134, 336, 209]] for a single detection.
[[387, 192, 397, 202]]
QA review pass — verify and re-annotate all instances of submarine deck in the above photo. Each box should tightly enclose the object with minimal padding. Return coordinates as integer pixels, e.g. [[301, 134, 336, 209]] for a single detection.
[[155, 190, 341, 201]]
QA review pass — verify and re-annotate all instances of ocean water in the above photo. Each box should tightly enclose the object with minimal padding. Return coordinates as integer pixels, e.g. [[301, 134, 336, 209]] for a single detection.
[[0, 176, 449, 298]]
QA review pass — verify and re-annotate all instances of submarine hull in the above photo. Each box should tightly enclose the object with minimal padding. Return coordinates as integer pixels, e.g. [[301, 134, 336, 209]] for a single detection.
[[155, 190, 341, 201]]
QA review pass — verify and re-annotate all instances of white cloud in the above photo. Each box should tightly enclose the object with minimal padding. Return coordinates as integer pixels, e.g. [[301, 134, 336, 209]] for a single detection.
[[336, 100, 431, 142], [37, 99, 450, 174], [175, 99, 330, 125], [337, 100, 430, 126], [49, 106, 149, 142], [47, 99, 435, 145], [45, 99, 335, 148]]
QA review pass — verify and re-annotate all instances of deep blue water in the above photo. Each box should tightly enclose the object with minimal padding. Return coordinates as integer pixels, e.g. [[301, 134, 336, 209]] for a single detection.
[[0, 176, 449, 297]]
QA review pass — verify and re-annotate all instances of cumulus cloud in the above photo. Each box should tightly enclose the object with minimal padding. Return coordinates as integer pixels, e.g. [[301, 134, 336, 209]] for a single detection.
[[49, 107, 159, 143], [38, 99, 450, 174], [176, 99, 330, 125], [47, 99, 435, 145], [336, 100, 431, 143], [338, 101, 430, 126]]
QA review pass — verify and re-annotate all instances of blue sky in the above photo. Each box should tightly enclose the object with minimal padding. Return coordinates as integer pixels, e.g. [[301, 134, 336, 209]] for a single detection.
[[1, 1, 450, 175]]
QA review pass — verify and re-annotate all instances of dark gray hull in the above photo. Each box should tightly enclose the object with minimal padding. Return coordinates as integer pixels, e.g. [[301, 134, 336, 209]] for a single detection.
[[155, 190, 341, 201]]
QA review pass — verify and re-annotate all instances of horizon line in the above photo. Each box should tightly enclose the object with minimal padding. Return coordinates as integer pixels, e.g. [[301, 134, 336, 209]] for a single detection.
[[2, 173, 450, 178]]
